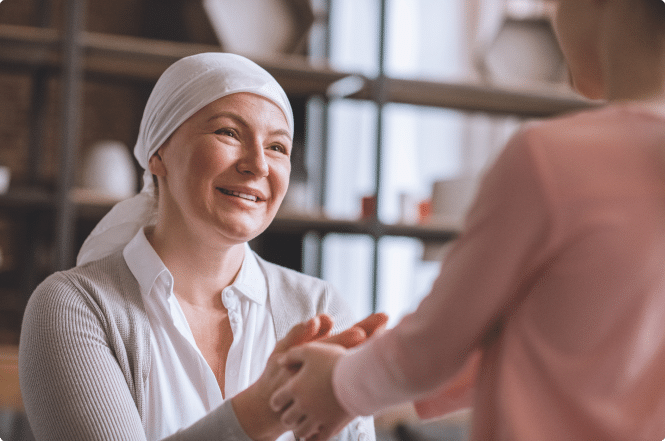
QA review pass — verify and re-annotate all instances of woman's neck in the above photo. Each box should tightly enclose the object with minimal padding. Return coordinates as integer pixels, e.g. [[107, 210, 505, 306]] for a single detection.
[[146, 225, 245, 309]]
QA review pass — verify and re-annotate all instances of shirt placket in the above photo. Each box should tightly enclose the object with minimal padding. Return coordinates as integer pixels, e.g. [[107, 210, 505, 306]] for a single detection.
[[222, 286, 244, 397]]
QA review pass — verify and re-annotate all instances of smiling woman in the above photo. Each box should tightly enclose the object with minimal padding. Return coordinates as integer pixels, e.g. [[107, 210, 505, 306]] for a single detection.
[[18, 53, 382, 441], [149, 93, 292, 250]]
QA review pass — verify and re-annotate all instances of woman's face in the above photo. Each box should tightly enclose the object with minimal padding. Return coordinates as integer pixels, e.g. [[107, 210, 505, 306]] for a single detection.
[[551, 0, 605, 99], [151, 92, 292, 246]]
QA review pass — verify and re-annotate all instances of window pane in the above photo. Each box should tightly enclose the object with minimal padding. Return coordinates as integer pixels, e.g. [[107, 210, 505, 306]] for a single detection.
[[325, 99, 378, 219], [376, 236, 441, 326], [379, 104, 466, 224], [329, 0, 381, 76], [385, 0, 466, 81], [379, 104, 524, 224], [322, 234, 375, 320]]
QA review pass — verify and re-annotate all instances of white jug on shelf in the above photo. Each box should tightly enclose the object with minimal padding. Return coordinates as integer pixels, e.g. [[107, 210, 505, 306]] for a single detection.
[[81, 140, 137, 200], [0, 165, 10, 195], [472, 0, 566, 87], [422, 176, 479, 262], [430, 177, 479, 225]]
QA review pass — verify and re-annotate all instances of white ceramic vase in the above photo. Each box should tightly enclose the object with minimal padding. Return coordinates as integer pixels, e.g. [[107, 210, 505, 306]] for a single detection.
[[81, 140, 137, 199]]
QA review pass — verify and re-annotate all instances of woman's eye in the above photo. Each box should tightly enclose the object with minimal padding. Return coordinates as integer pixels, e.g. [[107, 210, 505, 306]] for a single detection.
[[269, 144, 288, 155], [214, 128, 236, 137]]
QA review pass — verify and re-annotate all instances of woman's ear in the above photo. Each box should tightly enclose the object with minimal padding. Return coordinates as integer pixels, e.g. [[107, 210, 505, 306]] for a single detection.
[[148, 148, 167, 177]]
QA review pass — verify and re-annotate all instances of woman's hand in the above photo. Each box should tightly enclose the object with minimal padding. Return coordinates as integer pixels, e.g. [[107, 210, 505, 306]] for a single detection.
[[264, 312, 388, 441], [231, 315, 332, 441], [269, 342, 352, 441], [231, 313, 388, 441], [330, 311, 388, 348]]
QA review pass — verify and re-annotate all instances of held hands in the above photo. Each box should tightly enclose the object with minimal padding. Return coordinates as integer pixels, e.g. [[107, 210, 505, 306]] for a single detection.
[[231, 315, 333, 441], [268, 313, 389, 441], [269, 342, 351, 441], [232, 313, 388, 441]]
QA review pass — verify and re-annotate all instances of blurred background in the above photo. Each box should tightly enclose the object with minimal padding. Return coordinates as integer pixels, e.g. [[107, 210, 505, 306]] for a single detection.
[[0, 0, 594, 439]]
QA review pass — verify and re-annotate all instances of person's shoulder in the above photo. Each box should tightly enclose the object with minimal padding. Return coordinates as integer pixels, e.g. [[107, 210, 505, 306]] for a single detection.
[[29, 250, 139, 315], [24, 265, 107, 336], [519, 105, 634, 144], [496, 106, 629, 173], [46, 250, 128, 286]]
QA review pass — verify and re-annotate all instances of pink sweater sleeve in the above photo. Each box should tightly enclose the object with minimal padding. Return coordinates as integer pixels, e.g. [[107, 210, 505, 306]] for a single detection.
[[333, 126, 555, 416]]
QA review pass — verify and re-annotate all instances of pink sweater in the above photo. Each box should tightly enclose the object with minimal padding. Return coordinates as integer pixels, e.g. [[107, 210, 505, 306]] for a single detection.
[[334, 105, 665, 440]]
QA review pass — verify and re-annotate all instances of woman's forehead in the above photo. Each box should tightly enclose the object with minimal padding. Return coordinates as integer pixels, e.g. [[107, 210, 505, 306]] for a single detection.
[[190, 93, 291, 134]]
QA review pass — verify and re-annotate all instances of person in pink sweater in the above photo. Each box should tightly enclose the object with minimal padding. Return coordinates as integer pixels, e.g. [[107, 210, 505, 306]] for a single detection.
[[268, 0, 665, 439]]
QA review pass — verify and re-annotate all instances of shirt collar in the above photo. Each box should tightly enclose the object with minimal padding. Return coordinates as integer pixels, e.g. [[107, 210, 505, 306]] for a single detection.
[[123, 227, 172, 299], [123, 230, 266, 305], [233, 243, 268, 306]]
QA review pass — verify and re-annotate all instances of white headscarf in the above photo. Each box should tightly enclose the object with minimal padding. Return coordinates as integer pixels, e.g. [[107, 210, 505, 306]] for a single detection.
[[77, 52, 294, 265]]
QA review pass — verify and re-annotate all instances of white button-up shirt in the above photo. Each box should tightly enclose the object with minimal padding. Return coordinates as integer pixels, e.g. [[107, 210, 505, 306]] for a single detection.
[[124, 228, 292, 441]]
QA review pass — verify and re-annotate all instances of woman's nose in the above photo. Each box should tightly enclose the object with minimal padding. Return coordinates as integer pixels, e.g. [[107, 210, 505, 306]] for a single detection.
[[237, 143, 269, 177]]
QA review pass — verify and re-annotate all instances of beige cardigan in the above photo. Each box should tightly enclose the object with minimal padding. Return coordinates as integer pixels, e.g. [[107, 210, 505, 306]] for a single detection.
[[19, 250, 374, 441]]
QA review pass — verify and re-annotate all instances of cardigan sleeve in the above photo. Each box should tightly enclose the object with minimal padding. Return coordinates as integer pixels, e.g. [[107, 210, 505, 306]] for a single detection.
[[19, 274, 149, 441]]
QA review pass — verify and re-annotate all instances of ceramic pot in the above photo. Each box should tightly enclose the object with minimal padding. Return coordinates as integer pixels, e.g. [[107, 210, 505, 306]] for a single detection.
[[81, 140, 137, 199], [0, 166, 10, 195]]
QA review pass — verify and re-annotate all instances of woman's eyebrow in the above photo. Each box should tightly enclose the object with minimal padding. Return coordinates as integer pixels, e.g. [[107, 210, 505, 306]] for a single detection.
[[270, 128, 292, 141], [207, 111, 247, 127], [207, 111, 292, 141]]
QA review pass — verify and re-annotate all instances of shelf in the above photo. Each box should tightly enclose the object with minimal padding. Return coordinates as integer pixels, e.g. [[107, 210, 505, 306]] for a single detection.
[[0, 187, 54, 210], [0, 187, 460, 242], [269, 212, 459, 242], [0, 187, 121, 218], [0, 24, 353, 96], [0, 24, 597, 117], [0, 188, 459, 242], [376, 78, 596, 118]]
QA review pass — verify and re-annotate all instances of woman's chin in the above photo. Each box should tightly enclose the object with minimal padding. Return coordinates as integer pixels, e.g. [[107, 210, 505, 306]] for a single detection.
[[214, 221, 269, 245]]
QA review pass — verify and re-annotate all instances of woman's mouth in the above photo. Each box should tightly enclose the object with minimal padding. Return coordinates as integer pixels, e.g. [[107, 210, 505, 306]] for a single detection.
[[218, 188, 259, 202]]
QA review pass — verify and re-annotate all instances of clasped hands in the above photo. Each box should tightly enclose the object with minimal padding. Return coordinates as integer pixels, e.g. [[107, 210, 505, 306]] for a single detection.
[[232, 313, 387, 441]]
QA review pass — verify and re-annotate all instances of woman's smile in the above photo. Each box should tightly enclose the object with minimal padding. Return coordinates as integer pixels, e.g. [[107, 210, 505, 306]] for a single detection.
[[216, 186, 265, 203]]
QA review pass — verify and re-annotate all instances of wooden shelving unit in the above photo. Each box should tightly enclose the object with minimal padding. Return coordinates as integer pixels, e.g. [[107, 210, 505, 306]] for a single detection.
[[0, 3, 595, 320]]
